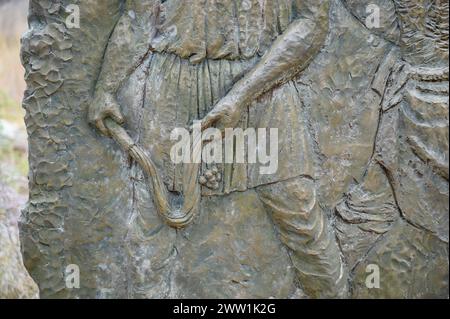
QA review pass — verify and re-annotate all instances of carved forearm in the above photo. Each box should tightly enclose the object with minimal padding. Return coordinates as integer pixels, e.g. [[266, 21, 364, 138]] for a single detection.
[[228, 0, 330, 107], [94, 0, 158, 95]]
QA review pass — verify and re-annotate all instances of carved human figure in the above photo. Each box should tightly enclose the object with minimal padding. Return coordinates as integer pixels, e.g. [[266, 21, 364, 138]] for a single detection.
[[89, 0, 348, 298], [384, 0, 449, 241], [339, 0, 449, 244]]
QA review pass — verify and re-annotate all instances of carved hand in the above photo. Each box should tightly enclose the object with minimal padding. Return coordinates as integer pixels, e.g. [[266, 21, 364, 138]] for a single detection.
[[88, 90, 125, 136], [199, 94, 243, 133]]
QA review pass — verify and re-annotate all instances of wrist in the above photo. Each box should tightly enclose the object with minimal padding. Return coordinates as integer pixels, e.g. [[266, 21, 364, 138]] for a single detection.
[[94, 86, 114, 99], [227, 85, 249, 110]]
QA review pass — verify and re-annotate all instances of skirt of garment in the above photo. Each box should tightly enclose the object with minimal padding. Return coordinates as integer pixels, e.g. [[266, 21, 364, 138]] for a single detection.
[[118, 52, 315, 196], [394, 69, 449, 241], [374, 63, 449, 242]]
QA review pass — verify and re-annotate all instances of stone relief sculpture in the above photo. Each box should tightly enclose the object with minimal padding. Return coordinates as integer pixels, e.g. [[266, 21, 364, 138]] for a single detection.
[[19, 0, 448, 299], [88, 0, 347, 298]]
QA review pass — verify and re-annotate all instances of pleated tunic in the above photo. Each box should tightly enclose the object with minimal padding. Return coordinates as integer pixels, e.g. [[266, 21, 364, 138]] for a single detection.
[[120, 0, 316, 195]]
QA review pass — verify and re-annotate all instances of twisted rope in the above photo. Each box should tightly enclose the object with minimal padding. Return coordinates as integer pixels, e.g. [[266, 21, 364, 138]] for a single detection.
[[105, 118, 201, 228]]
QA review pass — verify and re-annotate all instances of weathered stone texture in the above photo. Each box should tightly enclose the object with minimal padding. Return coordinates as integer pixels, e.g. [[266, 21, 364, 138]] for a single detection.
[[0, 183, 39, 299]]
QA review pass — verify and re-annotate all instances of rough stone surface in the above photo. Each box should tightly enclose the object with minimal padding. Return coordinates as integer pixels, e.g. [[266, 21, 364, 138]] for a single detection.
[[20, 0, 448, 299], [352, 219, 448, 298], [0, 183, 39, 299]]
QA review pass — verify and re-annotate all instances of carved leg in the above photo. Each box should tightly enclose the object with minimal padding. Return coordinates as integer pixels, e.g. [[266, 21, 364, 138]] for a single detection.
[[256, 177, 348, 298]]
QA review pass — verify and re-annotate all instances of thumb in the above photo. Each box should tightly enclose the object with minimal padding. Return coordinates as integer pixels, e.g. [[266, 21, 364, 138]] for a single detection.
[[201, 111, 222, 131], [107, 107, 125, 125]]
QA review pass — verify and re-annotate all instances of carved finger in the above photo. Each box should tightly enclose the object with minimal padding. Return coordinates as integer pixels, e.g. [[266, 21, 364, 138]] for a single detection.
[[106, 108, 125, 125], [95, 117, 109, 136], [87, 106, 97, 125], [201, 111, 222, 131]]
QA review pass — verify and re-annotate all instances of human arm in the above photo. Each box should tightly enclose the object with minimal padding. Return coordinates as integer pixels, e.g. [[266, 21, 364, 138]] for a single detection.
[[199, 0, 330, 130], [88, 0, 158, 135]]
